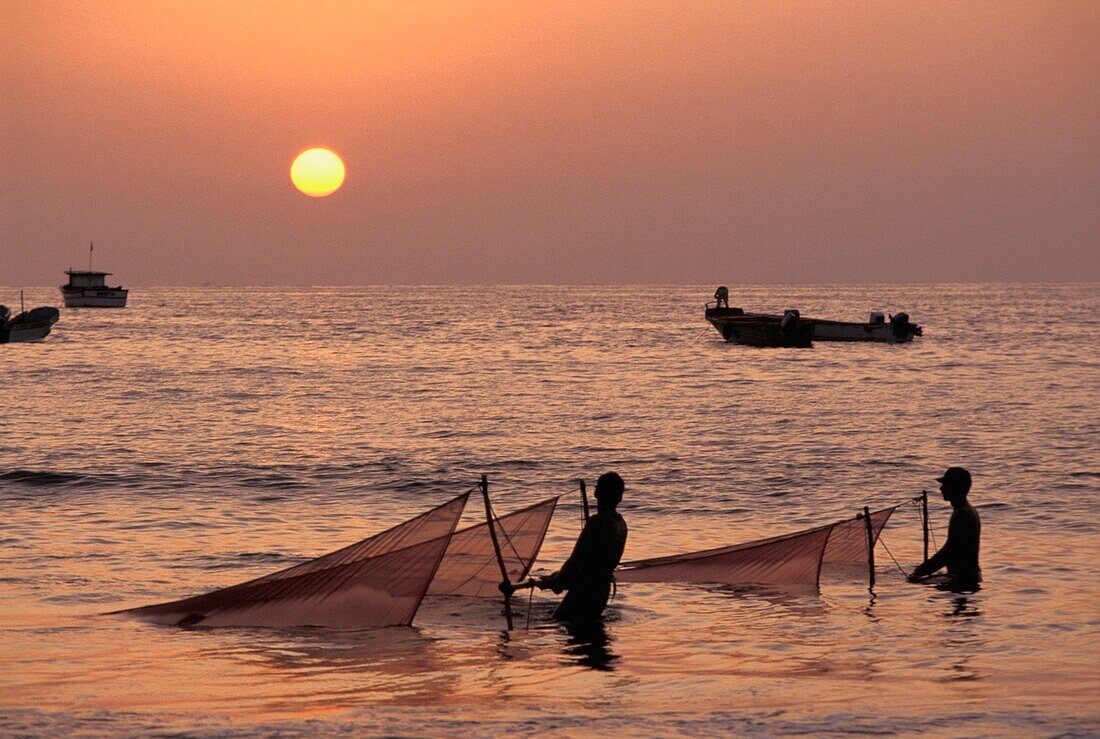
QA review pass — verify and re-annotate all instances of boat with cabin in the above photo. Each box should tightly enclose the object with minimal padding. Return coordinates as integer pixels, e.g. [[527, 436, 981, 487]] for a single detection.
[[60, 242, 129, 308], [61, 270, 129, 307]]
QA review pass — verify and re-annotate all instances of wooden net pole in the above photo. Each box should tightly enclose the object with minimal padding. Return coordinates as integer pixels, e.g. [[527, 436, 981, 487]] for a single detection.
[[480, 474, 514, 630], [579, 479, 590, 523], [863, 505, 876, 591], [921, 490, 930, 561]]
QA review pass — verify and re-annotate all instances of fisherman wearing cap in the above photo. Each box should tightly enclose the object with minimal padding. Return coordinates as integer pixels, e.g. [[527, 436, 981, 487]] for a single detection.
[[534, 472, 629, 624], [714, 285, 730, 309], [908, 467, 982, 591]]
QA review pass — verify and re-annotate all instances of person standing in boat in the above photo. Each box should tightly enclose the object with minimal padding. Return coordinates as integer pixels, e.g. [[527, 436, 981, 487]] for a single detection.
[[534, 472, 629, 625], [908, 467, 982, 591], [714, 285, 730, 309]]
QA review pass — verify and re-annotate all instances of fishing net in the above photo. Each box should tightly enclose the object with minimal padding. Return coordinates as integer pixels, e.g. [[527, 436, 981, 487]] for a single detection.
[[617, 505, 902, 588], [114, 494, 469, 629], [617, 523, 835, 587], [429, 497, 558, 597], [114, 492, 910, 629], [822, 505, 897, 564]]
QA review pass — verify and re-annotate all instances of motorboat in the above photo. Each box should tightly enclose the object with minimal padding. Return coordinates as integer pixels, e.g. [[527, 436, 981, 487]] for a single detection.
[[746, 310, 922, 343], [0, 303, 60, 343], [60, 243, 129, 307], [705, 294, 921, 344], [60, 270, 128, 307], [705, 307, 814, 348]]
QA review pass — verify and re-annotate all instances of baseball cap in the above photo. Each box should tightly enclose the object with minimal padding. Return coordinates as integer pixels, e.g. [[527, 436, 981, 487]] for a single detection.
[[936, 467, 971, 487]]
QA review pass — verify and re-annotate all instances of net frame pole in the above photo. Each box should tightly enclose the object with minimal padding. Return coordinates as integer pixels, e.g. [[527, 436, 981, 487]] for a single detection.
[[863, 505, 876, 590], [480, 474, 514, 630], [921, 490, 930, 561], [579, 479, 590, 523]]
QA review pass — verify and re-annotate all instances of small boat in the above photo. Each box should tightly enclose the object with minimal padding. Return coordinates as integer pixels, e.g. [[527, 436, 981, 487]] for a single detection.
[[60, 242, 129, 308], [745, 310, 922, 343], [60, 270, 129, 308], [705, 308, 814, 347], [706, 291, 922, 344], [0, 302, 60, 344]]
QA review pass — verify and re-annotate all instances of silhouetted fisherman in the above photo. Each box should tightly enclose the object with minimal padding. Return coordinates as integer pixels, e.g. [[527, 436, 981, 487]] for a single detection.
[[909, 467, 982, 591], [714, 285, 730, 309], [536, 472, 629, 625]]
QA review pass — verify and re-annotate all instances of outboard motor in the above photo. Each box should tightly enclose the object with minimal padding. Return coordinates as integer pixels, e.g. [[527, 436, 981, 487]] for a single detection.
[[780, 309, 801, 336]]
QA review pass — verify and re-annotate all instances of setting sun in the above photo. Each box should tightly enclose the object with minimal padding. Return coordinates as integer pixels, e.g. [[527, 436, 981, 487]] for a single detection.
[[290, 148, 346, 197]]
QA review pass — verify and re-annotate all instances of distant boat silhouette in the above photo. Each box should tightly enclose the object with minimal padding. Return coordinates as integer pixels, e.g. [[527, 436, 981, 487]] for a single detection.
[[1, 292, 60, 343], [706, 293, 921, 344], [60, 242, 128, 308]]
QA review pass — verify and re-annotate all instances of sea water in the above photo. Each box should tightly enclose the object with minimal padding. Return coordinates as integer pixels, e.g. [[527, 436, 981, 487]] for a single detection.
[[1, 284, 1097, 735]]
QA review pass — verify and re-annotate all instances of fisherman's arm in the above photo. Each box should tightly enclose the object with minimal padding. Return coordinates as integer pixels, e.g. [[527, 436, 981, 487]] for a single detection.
[[909, 513, 961, 581], [537, 521, 597, 593], [908, 544, 949, 581]]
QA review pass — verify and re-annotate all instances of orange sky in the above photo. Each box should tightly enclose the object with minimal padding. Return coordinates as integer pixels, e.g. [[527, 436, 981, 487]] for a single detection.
[[3, 1, 1097, 284]]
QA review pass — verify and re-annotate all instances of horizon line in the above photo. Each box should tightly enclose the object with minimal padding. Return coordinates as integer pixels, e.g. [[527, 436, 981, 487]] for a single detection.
[[4, 281, 1099, 289]]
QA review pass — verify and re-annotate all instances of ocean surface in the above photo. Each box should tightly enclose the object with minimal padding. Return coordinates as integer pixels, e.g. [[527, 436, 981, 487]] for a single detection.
[[1, 284, 1097, 736]]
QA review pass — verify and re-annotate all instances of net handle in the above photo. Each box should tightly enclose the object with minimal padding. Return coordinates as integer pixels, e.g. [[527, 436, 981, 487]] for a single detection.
[[480, 474, 514, 630]]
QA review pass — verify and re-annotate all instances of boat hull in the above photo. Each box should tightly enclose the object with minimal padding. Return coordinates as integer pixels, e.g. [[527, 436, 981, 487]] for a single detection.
[[2, 324, 54, 342], [765, 317, 912, 343], [61, 288, 128, 308], [705, 312, 814, 348], [1, 307, 60, 343], [742, 313, 919, 343]]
